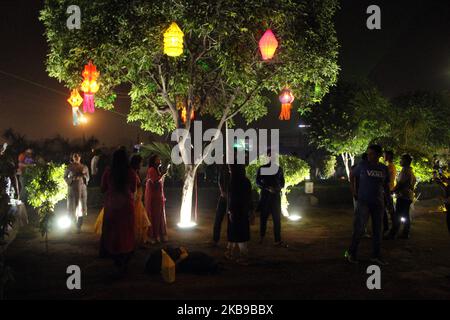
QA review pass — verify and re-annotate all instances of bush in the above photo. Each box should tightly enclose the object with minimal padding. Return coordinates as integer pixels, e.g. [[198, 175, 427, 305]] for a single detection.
[[247, 155, 310, 216], [317, 155, 336, 179], [24, 163, 67, 243]]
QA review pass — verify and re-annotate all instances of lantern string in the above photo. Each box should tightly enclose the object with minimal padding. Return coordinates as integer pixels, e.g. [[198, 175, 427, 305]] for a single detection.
[[0, 69, 67, 96]]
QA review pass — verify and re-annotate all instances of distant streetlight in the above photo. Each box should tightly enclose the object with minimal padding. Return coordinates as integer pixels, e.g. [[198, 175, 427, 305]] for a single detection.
[[298, 123, 311, 128]]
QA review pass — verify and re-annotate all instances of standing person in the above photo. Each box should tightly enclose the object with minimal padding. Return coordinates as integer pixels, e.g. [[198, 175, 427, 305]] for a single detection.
[[384, 150, 397, 234], [390, 154, 416, 239], [350, 153, 372, 238], [100, 148, 137, 278], [225, 164, 253, 265], [17, 148, 34, 201], [212, 164, 230, 246], [145, 155, 169, 243], [130, 155, 151, 246], [434, 173, 450, 233], [346, 145, 390, 265], [64, 153, 89, 233], [90, 149, 100, 186], [256, 151, 288, 248]]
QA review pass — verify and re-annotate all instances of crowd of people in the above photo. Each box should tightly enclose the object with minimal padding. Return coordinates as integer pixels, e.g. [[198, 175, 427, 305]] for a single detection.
[[2, 140, 450, 278], [346, 145, 419, 265], [90, 147, 289, 276]]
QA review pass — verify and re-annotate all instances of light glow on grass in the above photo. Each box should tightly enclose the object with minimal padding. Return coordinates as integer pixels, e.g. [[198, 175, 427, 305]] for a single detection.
[[57, 215, 72, 230], [288, 214, 302, 222], [177, 221, 197, 229]]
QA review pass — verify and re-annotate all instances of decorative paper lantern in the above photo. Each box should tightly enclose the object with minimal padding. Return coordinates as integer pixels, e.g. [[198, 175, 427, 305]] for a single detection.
[[164, 22, 184, 57], [81, 61, 100, 113], [67, 89, 84, 126], [180, 107, 195, 124], [259, 29, 278, 61], [278, 87, 295, 121], [177, 96, 195, 124]]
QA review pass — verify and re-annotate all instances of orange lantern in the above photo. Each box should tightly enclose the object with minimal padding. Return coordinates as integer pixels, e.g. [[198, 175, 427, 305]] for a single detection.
[[259, 29, 278, 61], [67, 89, 84, 126], [180, 107, 195, 123], [81, 61, 100, 113], [177, 97, 195, 124], [278, 87, 295, 121]]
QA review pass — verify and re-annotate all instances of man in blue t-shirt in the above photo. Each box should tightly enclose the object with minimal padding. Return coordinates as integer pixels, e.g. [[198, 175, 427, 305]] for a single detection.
[[346, 145, 390, 265]]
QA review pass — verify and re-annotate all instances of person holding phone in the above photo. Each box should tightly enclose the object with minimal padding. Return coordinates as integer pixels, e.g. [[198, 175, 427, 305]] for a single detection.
[[145, 154, 169, 243]]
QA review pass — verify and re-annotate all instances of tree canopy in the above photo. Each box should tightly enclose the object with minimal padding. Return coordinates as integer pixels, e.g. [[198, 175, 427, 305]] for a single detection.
[[305, 81, 390, 157], [389, 91, 450, 157], [40, 0, 340, 134], [304, 81, 390, 178]]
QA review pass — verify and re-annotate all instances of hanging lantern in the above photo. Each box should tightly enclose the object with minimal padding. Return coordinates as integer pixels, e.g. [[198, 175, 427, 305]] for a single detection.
[[81, 61, 100, 113], [259, 29, 278, 61], [278, 87, 295, 121], [177, 96, 195, 124], [67, 89, 84, 126], [180, 107, 195, 123], [164, 22, 184, 57]]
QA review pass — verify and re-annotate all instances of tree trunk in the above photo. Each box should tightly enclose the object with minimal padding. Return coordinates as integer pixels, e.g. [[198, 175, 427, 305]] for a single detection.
[[341, 153, 350, 181], [341, 152, 356, 182], [178, 164, 197, 227], [281, 189, 289, 217]]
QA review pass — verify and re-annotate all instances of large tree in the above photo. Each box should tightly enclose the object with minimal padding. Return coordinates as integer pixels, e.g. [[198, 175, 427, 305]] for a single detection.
[[389, 91, 450, 156], [305, 81, 390, 179], [40, 0, 339, 226]]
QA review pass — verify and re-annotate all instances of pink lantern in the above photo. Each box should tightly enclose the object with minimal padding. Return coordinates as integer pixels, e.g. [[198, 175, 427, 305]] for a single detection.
[[259, 29, 279, 61]]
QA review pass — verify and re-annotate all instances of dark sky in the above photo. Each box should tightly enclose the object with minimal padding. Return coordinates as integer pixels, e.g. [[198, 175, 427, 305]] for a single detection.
[[1, 0, 450, 146]]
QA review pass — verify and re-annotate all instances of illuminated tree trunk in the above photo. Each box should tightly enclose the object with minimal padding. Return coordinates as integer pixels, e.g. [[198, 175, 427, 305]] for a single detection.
[[341, 152, 355, 181], [281, 189, 289, 217], [178, 164, 197, 227]]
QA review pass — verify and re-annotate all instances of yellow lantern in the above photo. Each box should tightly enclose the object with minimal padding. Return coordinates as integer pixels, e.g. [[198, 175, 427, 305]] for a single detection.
[[67, 89, 83, 108], [164, 22, 184, 57], [67, 89, 84, 126]]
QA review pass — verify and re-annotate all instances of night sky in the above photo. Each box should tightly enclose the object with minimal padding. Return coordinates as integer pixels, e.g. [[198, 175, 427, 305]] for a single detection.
[[1, 0, 450, 146]]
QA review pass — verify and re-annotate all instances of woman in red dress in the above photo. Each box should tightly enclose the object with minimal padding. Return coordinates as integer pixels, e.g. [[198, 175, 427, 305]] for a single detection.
[[145, 155, 168, 243], [100, 148, 137, 277]]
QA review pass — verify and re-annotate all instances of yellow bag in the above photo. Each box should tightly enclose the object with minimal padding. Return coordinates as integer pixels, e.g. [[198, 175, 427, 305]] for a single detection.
[[161, 249, 176, 283]]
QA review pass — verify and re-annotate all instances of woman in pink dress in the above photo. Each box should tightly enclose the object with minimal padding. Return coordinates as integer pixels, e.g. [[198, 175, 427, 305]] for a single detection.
[[145, 155, 168, 243], [100, 148, 137, 278]]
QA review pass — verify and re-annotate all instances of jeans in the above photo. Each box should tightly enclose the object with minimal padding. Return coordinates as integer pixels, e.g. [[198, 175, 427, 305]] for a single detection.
[[213, 196, 227, 243], [392, 198, 412, 236], [349, 201, 383, 258], [259, 193, 282, 243]]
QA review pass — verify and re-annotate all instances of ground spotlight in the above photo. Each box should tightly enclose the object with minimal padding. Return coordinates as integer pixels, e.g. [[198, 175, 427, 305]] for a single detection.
[[288, 214, 302, 222], [177, 221, 197, 229], [57, 215, 72, 230]]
